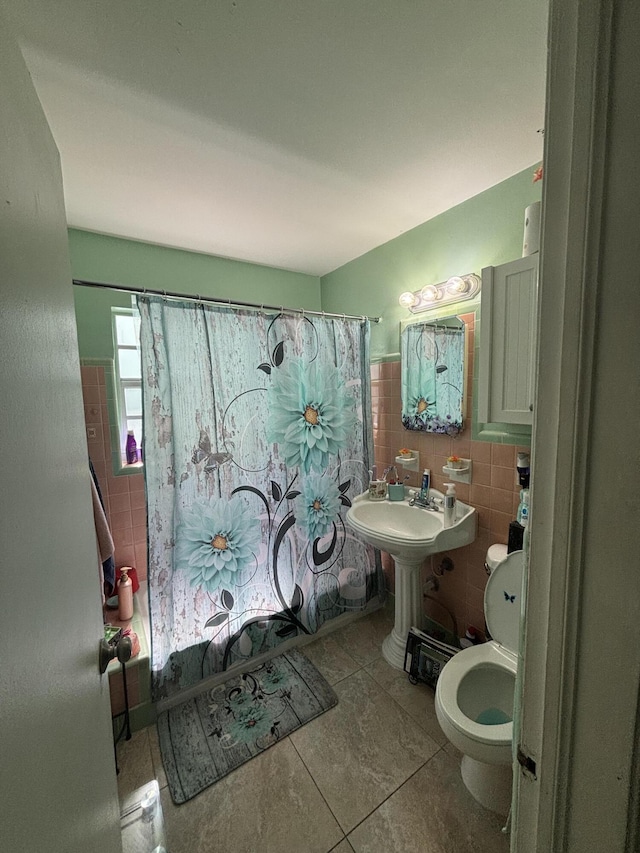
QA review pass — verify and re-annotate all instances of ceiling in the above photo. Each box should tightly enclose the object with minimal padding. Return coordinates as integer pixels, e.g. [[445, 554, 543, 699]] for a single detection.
[[4, 1, 548, 276]]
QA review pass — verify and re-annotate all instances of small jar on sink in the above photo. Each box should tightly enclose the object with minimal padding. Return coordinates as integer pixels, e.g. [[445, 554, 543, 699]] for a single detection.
[[368, 480, 387, 501]]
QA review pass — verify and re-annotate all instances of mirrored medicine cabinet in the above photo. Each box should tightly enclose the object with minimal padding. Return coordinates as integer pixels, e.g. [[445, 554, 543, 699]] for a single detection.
[[400, 313, 468, 435], [399, 307, 531, 445]]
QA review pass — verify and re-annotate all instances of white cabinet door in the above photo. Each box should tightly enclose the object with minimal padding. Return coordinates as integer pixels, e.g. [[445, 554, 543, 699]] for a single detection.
[[478, 254, 538, 425]]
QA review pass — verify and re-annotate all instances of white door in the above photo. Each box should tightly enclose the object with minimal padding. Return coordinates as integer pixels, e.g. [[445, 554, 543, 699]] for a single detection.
[[0, 18, 122, 853]]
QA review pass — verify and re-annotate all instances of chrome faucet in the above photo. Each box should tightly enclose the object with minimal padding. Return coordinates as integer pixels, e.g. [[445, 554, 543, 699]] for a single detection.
[[409, 492, 441, 511]]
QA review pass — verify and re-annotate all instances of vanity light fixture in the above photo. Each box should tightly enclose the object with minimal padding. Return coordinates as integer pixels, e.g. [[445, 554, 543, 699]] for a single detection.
[[399, 273, 481, 314]]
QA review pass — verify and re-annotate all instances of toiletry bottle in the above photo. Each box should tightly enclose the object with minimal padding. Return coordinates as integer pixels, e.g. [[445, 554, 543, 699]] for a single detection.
[[517, 488, 530, 526], [516, 452, 531, 489], [126, 430, 138, 464], [459, 626, 478, 648], [443, 482, 457, 527], [118, 567, 134, 621], [519, 488, 530, 527], [420, 468, 430, 501]]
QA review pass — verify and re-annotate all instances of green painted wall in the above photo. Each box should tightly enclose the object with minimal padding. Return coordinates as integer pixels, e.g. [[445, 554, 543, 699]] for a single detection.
[[320, 165, 542, 359], [71, 165, 540, 362], [70, 229, 322, 360]]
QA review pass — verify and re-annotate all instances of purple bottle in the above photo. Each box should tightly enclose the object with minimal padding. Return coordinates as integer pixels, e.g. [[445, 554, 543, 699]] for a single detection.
[[126, 430, 138, 464]]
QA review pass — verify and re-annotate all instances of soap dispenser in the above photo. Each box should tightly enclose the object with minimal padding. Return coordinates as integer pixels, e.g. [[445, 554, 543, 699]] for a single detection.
[[443, 482, 457, 528]]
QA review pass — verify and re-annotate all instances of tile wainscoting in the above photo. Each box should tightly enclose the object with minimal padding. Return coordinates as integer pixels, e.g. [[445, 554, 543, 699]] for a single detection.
[[81, 363, 147, 581], [371, 351, 529, 642]]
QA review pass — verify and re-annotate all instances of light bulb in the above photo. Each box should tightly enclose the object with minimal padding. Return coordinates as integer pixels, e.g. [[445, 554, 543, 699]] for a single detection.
[[421, 284, 439, 302], [398, 291, 417, 308], [446, 276, 468, 294]]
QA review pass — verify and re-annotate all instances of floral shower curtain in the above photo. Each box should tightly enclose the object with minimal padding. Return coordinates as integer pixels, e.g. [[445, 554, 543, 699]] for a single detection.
[[401, 322, 465, 435], [139, 296, 381, 701]]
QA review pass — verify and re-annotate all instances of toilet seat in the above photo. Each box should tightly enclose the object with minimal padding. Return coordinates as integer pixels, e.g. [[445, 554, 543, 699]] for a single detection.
[[435, 551, 524, 759], [435, 641, 516, 747]]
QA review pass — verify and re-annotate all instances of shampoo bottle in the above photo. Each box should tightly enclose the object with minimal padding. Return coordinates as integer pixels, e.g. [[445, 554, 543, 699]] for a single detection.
[[118, 567, 134, 621], [420, 468, 431, 501], [126, 430, 138, 464], [443, 482, 457, 527]]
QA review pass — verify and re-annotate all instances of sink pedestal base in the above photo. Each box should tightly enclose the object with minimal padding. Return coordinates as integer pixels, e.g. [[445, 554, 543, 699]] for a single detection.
[[381, 555, 424, 670]]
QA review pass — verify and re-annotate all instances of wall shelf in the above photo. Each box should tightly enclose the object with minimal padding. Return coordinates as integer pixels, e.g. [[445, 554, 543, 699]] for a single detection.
[[395, 452, 419, 472], [441, 459, 473, 484]]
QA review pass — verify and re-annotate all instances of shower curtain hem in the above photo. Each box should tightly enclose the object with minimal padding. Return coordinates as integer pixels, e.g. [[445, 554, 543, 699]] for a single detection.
[[154, 595, 385, 714]]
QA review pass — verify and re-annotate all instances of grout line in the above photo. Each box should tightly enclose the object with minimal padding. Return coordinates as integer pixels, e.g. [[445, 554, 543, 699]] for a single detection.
[[328, 839, 354, 853], [292, 646, 443, 842], [327, 657, 372, 688], [288, 737, 349, 853], [288, 735, 346, 839], [345, 747, 445, 838], [363, 665, 448, 747]]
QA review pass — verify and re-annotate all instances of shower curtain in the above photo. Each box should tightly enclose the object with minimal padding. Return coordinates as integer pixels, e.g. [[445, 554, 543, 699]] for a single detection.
[[139, 296, 381, 701]]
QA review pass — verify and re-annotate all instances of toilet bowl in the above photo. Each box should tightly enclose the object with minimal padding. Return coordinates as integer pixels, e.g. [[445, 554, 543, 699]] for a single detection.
[[435, 549, 524, 815]]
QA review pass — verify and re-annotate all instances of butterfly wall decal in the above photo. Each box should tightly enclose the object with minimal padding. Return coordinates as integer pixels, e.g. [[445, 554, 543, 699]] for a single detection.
[[192, 429, 233, 473], [503, 591, 516, 603]]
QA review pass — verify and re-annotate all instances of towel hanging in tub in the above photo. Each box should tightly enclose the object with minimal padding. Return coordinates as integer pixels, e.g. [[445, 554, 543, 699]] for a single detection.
[[89, 459, 116, 594]]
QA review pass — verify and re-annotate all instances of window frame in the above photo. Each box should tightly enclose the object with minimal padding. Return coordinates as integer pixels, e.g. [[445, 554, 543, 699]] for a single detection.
[[112, 307, 143, 469]]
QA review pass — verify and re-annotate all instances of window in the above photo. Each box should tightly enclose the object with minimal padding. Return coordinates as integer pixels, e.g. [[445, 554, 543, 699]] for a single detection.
[[113, 308, 142, 465]]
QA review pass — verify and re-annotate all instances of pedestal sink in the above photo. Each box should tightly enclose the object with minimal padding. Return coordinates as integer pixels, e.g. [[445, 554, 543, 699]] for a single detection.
[[346, 491, 477, 669]]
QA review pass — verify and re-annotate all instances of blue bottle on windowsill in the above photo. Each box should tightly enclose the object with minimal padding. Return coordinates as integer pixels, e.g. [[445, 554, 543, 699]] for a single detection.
[[126, 430, 138, 464]]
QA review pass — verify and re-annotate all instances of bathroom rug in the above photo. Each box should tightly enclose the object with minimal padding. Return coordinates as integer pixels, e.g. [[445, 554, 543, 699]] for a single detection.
[[156, 649, 338, 804]]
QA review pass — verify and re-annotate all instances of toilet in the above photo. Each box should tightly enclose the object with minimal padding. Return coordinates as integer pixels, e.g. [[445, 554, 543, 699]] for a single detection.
[[435, 548, 524, 815]]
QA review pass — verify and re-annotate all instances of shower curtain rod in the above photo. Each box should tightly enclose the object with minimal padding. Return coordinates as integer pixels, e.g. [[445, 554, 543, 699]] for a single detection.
[[72, 278, 381, 324]]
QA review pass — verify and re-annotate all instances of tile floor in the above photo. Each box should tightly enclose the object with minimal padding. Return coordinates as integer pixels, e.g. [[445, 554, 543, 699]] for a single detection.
[[117, 607, 510, 853]]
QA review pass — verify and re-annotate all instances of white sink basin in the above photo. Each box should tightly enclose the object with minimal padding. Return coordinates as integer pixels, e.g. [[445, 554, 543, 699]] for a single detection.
[[346, 490, 477, 559], [346, 489, 477, 670]]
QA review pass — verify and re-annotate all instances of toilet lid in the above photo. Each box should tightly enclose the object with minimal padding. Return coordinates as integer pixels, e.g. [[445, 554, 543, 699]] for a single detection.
[[484, 550, 525, 654]]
